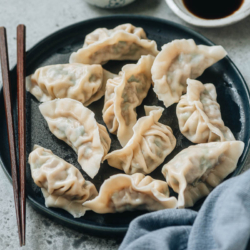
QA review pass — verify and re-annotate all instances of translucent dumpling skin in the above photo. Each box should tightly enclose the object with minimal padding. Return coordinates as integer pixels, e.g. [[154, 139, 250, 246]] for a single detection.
[[70, 24, 159, 65], [152, 39, 227, 108], [83, 173, 177, 214], [105, 106, 176, 175], [29, 145, 98, 218], [162, 141, 244, 208], [103, 55, 155, 146], [39, 98, 111, 178], [26, 63, 116, 106], [177, 78, 235, 143]]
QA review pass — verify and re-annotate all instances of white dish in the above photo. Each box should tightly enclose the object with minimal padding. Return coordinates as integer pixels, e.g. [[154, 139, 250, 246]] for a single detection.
[[166, 0, 250, 27], [84, 0, 136, 8]]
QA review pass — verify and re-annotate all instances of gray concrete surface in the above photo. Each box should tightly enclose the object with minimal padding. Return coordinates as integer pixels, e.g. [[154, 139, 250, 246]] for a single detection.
[[0, 0, 250, 249]]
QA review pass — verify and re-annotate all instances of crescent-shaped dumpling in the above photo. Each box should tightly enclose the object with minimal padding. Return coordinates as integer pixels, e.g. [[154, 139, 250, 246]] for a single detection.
[[26, 63, 116, 106], [103, 55, 155, 146], [152, 39, 227, 108], [177, 78, 235, 143], [105, 106, 176, 174], [39, 98, 111, 178], [29, 145, 98, 218], [70, 24, 158, 65], [83, 173, 177, 214], [162, 141, 244, 208]]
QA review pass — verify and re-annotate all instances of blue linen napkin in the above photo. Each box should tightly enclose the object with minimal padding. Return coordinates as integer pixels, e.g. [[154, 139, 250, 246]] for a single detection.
[[119, 169, 250, 250]]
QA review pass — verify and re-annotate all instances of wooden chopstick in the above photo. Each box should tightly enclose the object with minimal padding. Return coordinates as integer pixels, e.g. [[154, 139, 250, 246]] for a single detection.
[[17, 24, 26, 246], [0, 27, 22, 246]]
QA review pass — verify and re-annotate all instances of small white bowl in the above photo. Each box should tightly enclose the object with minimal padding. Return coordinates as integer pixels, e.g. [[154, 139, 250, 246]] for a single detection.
[[85, 0, 136, 9], [166, 0, 250, 27]]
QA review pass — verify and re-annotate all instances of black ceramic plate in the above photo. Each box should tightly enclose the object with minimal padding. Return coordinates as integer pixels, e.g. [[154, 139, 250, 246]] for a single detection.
[[0, 15, 250, 237]]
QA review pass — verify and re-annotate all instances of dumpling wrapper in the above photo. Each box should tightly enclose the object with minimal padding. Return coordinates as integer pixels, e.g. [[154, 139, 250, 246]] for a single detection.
[[152, 39, 227, 108], [103, 55, 155, 146], [83, 173, 177, 214], [177, 79, 235, 143], [26, 63, 116, 106], [83, 23, 147, 47], [162, 141, 244, 208], [70, 23, 158, 65], [39, 98, 111, 178], [105, 106, 176, 174], [29, 145, 98, 218]]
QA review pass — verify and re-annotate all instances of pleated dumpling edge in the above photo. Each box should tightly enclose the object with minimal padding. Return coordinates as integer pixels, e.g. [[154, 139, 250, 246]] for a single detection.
[[39, 98, 111, 178], [105, 105, 176, 175]]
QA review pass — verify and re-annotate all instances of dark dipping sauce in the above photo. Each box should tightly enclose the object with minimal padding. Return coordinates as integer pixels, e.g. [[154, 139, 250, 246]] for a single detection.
[[183, 0, 244, 19]]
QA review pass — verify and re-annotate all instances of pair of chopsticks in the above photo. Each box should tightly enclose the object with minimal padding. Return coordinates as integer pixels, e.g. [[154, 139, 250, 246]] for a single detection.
[[0, 25, 26, 246]]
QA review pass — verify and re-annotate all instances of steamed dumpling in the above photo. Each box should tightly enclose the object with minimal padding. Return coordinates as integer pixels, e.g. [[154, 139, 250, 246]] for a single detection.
[[84, 23, 147, 47], [29, 145, 98, 218], [83, 173, 177, 213], [70, 24, 158, 65], [103, 55, 155, 146], [105, 106, 176, 175], [162, 141, 244, 208], [26, 63, 116, 106], [177, 79, 235, 143], [39, 98, 111, 178], [152, 39, 227, 108]]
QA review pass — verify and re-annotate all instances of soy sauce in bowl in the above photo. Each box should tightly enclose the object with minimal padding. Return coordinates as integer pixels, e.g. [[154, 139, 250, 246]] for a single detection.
[[183, 0, 244, 19]]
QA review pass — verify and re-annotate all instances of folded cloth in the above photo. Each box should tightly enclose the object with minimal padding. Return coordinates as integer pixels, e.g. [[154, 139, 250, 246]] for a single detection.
[[119, 169, 250, 250]]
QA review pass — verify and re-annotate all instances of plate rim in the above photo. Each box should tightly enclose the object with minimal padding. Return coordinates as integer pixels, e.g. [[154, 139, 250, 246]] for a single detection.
[[165, 0, 250, 28], [0, 14, 250, 236]]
